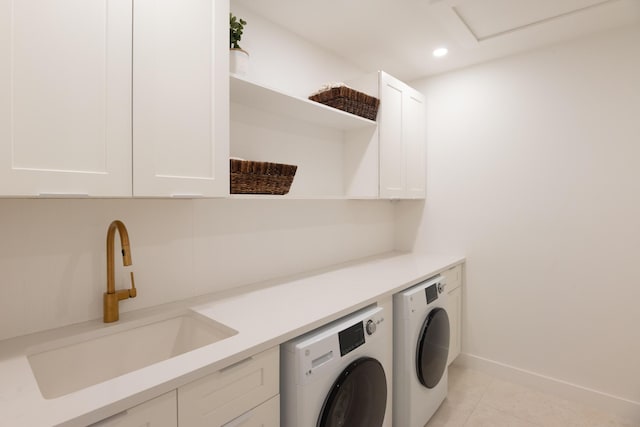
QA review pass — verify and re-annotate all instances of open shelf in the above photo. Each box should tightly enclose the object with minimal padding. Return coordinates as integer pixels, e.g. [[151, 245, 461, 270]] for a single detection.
[[228, 194, 380, 200], [230, 74, 377, 131]]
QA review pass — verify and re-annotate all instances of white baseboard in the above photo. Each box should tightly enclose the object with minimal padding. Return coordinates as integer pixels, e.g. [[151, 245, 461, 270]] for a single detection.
[[454, 353, 640, 422]]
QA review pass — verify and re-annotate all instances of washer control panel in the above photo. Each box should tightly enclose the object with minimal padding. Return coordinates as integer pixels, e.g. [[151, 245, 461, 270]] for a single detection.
[[365, 319, 377, 335], [290, 304, 386, 385]]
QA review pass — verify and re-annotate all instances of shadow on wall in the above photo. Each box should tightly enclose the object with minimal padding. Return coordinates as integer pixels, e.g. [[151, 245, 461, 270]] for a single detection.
[[394, 200, 425, 252]]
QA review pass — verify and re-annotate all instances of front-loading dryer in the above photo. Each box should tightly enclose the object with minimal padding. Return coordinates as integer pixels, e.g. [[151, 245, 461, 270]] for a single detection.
[[281, 298, 393, 427], [394, 275, 450, 427]]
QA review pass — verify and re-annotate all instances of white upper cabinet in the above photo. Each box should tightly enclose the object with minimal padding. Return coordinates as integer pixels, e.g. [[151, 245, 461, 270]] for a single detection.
[[0, 0, 229, 198], [0, 0, 132, 196], [378, 72, 426, 199], [133, 0, 229, 197], [346, 71, 427, 199]]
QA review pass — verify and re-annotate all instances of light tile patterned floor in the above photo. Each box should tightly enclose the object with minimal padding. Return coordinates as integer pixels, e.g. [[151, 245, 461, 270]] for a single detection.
[[424, 365, 636, 427]]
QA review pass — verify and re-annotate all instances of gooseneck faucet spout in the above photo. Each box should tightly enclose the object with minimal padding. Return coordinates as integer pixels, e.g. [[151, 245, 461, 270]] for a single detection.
[[104, 220, 136, 323]]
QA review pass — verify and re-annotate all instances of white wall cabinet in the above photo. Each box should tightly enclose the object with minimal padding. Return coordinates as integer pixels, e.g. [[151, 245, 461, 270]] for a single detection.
[[90, 391, 177, 427], [230, 71, 426, 200], [178, 346, 279, 427], [133, 0, 229, 197], [378, 72, 426, 199], [442, 264, 463, 365], [0, 0, 132, 197], [0, 0, 229, 198], [346, 71, 427, 199]]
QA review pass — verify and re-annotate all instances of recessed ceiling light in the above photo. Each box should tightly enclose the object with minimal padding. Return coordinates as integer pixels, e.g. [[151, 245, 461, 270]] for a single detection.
[[433, 47, 448, 58]]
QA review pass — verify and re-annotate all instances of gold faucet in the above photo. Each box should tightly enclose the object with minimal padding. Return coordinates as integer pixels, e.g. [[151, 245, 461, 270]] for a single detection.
[[104, 220, 137, 323]]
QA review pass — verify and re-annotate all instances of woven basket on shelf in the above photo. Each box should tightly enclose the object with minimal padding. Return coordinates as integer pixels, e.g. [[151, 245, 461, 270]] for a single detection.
[[308, 86, 380, 121], [230, 159, 298, 195]]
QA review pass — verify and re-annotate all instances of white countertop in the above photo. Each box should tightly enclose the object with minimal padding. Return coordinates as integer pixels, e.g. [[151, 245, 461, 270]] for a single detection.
[[0, 251, 464, 427]]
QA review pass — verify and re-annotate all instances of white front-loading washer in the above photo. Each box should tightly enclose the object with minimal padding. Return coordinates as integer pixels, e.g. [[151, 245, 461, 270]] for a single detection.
[[281, 298, 393, 427], [394, 275, 450, 427]]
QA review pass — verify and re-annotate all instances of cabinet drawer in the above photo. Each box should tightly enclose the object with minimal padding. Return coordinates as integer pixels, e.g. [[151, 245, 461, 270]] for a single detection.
[[221, 395, 279, 427], [442, 264, 462, 291], [90, 390, 177, 427], [178, 346, 279, 427]]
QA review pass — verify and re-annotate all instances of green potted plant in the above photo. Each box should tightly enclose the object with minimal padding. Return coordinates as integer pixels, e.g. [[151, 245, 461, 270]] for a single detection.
[[230, 13, 249, 76]]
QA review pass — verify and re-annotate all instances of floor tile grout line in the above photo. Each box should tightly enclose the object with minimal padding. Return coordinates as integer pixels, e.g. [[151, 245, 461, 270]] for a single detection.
[[475, 381, 549, 427], [460, 377, 496, 426]]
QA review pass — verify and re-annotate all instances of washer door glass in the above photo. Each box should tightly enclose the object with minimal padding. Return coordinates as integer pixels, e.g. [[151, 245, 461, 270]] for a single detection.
[[416, 307, 450, 389], [317, 357, 387, 427]]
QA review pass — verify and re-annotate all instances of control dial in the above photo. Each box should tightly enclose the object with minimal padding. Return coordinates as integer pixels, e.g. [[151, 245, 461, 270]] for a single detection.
[[437, 282, 446, 293], [365, 319, 377, 335]]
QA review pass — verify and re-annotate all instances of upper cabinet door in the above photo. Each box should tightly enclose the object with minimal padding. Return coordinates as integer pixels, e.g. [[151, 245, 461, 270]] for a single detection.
[[133, 0, 229, 197], [378, 72, 426, 199], [403, 87, 426, 199], [0, 0, 133, 196], [379, 73, 405, 199]]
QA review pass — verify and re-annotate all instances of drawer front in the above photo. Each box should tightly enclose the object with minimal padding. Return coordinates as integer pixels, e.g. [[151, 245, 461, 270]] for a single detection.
[[90, 391, 177, 427], [178, 346, 279, 427], [442, 264, 462, 291], [221, 395, 280, 427]]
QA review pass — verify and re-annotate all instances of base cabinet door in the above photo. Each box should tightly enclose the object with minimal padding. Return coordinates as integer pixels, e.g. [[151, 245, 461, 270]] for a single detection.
[[221, 395, 280, 427], [447, 284, 462, 365], [442, 264, 463, 365], [90, 391, 177, 427], [178, 346, 279, 427]]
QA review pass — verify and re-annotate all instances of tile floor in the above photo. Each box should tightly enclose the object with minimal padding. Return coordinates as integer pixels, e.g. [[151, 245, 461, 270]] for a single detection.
[[424, 365, 636, 427]]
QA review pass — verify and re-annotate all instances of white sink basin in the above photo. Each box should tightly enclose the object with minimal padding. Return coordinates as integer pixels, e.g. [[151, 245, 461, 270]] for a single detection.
[[27, 311, 237, 399]]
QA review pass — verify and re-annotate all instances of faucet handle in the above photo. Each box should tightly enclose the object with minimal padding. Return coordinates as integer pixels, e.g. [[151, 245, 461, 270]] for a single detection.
[[129, 272, 137, 298]]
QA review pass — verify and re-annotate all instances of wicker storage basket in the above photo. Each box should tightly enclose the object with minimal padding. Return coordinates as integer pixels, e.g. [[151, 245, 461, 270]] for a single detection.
[[230, 159, 297, 195], [309, 86, 380, 121]]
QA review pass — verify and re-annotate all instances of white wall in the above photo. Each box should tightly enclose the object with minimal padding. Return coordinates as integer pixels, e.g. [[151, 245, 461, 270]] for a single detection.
[[230, 1, 364, 97], [0, 5, 394, 341], [399, 24, 640, 415]]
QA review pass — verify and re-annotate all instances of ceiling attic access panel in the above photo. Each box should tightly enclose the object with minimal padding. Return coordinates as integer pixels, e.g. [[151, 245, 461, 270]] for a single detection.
[[429, 0, 622, 45], [450, 0, 614, 41]]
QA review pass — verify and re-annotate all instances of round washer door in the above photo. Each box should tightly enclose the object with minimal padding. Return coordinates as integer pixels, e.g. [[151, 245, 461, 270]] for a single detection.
[[317, 357, 387, 427], [416, 307, 450, 389]]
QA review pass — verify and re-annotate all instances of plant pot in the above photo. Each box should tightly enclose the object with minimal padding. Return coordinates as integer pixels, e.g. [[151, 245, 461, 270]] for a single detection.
[[230, 48, 249, 76]]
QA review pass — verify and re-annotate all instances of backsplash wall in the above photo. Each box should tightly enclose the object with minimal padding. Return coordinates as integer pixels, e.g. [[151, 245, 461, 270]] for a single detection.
[[0, 198, 395, 340]]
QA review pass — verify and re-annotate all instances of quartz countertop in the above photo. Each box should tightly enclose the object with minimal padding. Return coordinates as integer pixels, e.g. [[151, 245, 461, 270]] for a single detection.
[[0, 251, 464, 427]]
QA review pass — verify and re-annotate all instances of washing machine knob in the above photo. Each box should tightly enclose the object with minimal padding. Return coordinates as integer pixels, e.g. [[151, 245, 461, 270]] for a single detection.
[[366, 319, 377, 335], [437, 282, 446, 293]]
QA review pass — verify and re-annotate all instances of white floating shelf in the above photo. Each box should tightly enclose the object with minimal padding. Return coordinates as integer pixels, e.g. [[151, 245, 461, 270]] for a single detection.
[[228, 194, 381, 200], [230, 74, 377, 131]]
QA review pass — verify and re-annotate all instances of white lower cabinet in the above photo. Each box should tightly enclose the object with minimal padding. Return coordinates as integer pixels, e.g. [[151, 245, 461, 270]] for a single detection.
[[442, 264, 463, 365], [90, 391, 177, 427], [178, 346, 279, 427], [220, 395, 279, 427], [91, 346, 279, 427]]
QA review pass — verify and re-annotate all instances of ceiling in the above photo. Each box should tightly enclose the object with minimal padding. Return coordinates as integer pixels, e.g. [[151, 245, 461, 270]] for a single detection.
[[233, 0, 640, 81]]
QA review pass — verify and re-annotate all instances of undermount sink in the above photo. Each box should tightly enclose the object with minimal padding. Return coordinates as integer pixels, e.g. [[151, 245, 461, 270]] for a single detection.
[[27, 311, 237, 399]]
